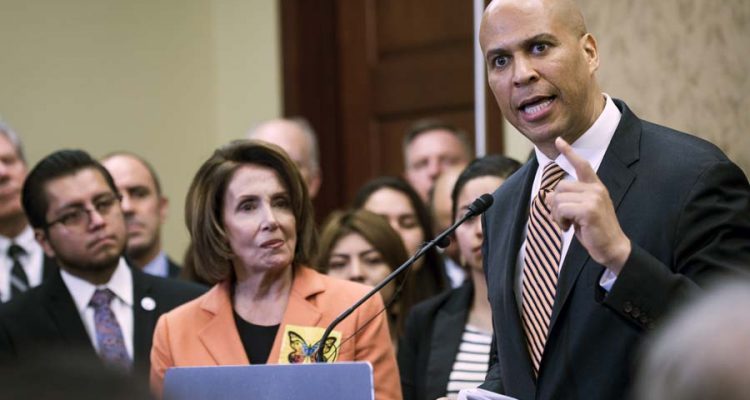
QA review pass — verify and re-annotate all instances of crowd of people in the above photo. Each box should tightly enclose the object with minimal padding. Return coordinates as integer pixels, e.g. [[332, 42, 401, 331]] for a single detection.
[[1, 0, 749, 399]]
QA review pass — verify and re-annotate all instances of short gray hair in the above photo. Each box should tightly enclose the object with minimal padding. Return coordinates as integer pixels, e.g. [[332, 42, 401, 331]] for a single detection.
[[635, 280, 750, 400], [0, 119, 26, 163], [247, 117, 320, 174], [402, 118, 472, 164]]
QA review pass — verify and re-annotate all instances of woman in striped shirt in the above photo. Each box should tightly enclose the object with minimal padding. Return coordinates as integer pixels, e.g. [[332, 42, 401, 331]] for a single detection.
[[398, 155, 521, 400]]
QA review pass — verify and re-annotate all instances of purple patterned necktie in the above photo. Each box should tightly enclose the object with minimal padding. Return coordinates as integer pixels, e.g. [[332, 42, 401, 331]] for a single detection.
[[89, 288, 131, 370]]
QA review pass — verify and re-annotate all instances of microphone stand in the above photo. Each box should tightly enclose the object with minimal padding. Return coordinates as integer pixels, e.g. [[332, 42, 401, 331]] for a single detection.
[[315, 194, 493, 362]]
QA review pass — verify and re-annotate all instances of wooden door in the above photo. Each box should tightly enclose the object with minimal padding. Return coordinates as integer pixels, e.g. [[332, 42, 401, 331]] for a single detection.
[[281, 0, 504, 220]]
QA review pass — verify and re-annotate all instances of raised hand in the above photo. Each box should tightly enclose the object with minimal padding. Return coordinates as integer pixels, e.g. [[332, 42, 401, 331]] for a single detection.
[[548, 137, 631, 274]]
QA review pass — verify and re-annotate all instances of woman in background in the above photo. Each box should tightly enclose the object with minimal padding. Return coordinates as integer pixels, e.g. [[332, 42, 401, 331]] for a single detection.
[[398, 155, 521, 400], [353, 177, 448, 319], [150, 140, 400, 400], [316, 209, 410, 342]]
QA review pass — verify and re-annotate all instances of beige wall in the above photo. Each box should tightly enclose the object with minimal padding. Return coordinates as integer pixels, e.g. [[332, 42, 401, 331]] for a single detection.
[[504, 1, 750, 177], [0, 0, 281, 261]]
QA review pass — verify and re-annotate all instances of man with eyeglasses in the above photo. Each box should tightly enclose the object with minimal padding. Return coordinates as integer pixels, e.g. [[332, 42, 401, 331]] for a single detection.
[[0, 121, 58, 303], [0, 149, 205, 383]]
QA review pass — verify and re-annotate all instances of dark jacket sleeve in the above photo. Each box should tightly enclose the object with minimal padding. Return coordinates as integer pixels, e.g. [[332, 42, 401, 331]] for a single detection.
[[604, 159, 750, 328]]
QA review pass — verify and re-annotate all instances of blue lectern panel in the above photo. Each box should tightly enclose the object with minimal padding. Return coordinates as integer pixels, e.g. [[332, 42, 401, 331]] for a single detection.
[[163, 362, 374, 400]]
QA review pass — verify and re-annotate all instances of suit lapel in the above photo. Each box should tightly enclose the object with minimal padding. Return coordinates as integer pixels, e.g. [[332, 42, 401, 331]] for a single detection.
[[549, 100, 641, 333], [131, 268, 157, 367], [498, 160, 539, 384], [267, 267, 324, 364], [41, 257, 58, 282], [197, 282, 249, 365], [43, 271, 96, 352]]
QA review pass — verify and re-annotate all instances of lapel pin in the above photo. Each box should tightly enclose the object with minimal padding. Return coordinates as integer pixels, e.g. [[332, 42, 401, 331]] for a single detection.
[[141, 296, 156, 311]]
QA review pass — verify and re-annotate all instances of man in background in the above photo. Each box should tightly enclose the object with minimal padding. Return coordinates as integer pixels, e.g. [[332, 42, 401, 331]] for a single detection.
[[102, 152, 180, 278], [635, 281, 750, 400], [0, 120, 56, 302], [247, 117, 322, 199], [0, 150, 204, 383], [402, 119, 472, 204]]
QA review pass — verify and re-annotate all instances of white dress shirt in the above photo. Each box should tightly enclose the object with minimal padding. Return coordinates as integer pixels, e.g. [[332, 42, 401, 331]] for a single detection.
[[60, 257, 134, 359], [514, 94, 622, 313], [142, 251, 169, 278], [0, 226, 45, 302]]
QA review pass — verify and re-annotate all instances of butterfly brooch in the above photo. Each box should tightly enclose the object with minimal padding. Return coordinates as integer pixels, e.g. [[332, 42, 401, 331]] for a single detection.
[[287, 331, 339, 363]]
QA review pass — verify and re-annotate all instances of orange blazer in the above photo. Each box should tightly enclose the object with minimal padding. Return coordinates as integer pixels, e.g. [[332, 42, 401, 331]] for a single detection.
[[150, 266, 401, 400]]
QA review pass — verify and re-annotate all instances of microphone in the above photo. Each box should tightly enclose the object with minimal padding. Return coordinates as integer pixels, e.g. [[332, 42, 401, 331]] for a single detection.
[[315, 193, 494, 362]]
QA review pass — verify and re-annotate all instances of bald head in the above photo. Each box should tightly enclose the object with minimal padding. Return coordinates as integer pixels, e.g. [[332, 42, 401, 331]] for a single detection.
[[480, 0, 603, 157], [247, 117, 322, 198], [484, 0, 586, 37]]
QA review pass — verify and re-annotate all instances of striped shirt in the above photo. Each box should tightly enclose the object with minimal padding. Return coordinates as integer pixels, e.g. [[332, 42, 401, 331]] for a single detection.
[[446, 324, 493, 398]]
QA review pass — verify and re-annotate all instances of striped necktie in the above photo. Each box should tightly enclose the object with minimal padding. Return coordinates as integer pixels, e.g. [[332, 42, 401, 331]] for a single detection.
[[521, 162, 565, 376], [8, 243, 30, 298]]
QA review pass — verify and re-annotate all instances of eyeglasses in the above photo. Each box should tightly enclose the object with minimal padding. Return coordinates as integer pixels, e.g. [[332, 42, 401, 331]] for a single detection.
[[45, 193, 122, 230]]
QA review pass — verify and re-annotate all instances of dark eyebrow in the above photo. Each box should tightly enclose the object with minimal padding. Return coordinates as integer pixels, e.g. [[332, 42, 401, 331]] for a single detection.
[[524, 33, 560, 47], [485, 32, 560, 60]]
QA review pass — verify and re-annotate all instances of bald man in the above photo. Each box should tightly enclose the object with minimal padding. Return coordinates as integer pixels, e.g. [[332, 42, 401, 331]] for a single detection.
[[247, 117, 322, 198], [477, 0, 750, 398], [101, 153, 180, 278]]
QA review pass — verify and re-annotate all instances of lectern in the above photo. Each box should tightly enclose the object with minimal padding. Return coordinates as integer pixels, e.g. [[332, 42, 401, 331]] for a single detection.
[[163, 362, 374, 400]]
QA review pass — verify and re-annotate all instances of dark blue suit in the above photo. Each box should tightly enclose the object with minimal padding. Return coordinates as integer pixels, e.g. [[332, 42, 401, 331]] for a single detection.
[[480, 100, 750, 399]]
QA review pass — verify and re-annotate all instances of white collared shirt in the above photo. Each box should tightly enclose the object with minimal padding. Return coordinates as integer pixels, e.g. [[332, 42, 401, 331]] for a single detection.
[[514, 94, 622, 311], [0, 226, 45, 302], [142, 251, 169, 278], [60, 257, 134, 359]]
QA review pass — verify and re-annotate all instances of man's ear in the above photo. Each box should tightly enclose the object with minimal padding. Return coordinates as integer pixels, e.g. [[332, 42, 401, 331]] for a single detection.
[[158, 196, 169, 224], [581, 33, 600, 74], [307, 173, 322, 199], [34, 228, 56, 258]]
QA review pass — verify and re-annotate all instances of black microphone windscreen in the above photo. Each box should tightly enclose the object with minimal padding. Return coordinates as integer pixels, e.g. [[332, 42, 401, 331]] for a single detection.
[[467, 193, 494, 216], [436, 235, 451, 249]]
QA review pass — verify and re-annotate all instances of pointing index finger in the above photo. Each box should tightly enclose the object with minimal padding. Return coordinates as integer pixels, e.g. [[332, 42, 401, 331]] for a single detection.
[[555, 137, 597, 183]]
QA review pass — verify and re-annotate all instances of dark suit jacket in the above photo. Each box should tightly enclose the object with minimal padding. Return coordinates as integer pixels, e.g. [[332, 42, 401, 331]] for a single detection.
[[480, 99, 750, 400], [0, 264, 206, 382], [166, 257, 181, 279], [41, 256, 58, 282], [398, 281, 474, 400]]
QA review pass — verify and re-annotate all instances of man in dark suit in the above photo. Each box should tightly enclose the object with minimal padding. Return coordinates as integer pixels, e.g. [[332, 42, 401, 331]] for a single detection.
[[477, 0, 750, 399], [0, 121, 57, 302], [0, 149, 205, 383], [102, 152, 181, 278]]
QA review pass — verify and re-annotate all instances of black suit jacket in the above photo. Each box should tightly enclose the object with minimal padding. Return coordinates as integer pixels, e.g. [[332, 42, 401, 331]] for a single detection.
[[166, 257, 181, 279], [479, 100, 750, 399], [0, 264, 206, 382], [398, 281, 475, 400]]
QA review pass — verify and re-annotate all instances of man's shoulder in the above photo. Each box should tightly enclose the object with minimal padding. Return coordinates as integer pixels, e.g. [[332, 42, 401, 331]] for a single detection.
[[0, 283, 56, 330], [0, 287, 43, 316], [616, 99, 730, 167], [134, 269, 207, 305]]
